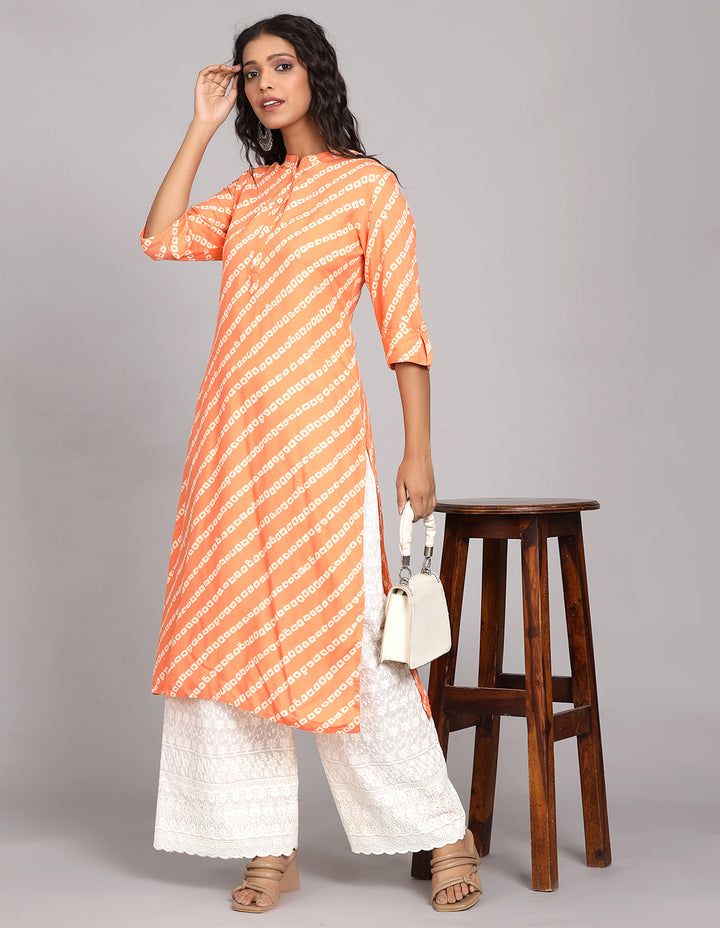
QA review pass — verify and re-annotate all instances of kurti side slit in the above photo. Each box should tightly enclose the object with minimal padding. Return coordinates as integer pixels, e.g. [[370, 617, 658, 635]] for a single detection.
[[140, 150, 433, 733], [153, 458, 467, 858]]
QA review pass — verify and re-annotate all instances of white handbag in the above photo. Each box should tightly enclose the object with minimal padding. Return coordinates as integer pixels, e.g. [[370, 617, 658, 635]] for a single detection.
[[380, 500, 452, 669]]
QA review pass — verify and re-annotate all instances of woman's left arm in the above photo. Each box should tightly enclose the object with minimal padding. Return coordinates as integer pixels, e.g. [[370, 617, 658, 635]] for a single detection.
[[394, 361, 437, 520], [360, 169, 437, 519]]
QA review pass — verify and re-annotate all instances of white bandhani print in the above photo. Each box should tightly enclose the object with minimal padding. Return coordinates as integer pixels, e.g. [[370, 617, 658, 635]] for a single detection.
[[153, 457, 467, 858]]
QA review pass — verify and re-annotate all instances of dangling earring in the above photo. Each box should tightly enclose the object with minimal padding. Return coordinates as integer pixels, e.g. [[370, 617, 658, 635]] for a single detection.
[[257, 121, 273, 152]]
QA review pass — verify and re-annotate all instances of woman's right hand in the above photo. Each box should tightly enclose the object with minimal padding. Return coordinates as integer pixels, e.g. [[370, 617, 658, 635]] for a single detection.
[[193, 63, 243, 129]]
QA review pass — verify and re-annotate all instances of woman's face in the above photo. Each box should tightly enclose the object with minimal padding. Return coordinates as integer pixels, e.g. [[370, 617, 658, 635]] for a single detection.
[[242, 33, 315, 134]]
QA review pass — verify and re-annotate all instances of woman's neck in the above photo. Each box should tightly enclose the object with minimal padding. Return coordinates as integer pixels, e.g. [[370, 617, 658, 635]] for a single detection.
[[280, 120, 327, 159]]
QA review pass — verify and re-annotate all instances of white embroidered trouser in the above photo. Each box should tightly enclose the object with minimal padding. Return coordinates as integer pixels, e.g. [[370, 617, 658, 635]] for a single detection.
[[153, 458, 467, 858]]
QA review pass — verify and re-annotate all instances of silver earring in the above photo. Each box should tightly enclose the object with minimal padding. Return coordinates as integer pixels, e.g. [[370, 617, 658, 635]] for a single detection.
[[257, 122, 273, 152]]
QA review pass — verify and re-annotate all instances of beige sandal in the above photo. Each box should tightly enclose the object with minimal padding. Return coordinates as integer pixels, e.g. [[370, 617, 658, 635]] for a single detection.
[[231, 851, 300, 913], [430, 828, 483, 912]]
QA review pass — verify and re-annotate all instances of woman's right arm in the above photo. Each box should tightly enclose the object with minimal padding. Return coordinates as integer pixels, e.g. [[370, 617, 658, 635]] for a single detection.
[[143, 63, 243, 238]]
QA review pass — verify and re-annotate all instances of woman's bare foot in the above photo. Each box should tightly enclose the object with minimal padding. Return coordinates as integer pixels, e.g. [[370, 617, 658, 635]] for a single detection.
[[431, 836, 478, 906], [233, 848, 297, 908]]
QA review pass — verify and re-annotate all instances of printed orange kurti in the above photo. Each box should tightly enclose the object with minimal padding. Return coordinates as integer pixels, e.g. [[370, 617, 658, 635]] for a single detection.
[[139, 150, 433, 733]]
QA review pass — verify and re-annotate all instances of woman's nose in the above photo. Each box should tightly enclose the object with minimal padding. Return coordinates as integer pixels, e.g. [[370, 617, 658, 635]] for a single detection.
[[259, 71, 273, 91]]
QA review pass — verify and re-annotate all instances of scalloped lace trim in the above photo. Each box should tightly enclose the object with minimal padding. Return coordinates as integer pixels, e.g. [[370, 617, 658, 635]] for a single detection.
[[154, 832, 296, 859]]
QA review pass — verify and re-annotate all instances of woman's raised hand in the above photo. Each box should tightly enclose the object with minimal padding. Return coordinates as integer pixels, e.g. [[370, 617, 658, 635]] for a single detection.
[[193, 64, 243, 129]]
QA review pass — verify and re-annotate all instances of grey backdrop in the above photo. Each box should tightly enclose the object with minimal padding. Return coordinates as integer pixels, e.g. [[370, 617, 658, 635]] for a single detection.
[[2, 1, 718, 925]]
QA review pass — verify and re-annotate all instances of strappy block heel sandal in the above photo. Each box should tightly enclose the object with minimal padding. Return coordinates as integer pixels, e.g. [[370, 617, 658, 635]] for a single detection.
[[231, 853, 300, 914], [430, 828, 483, 912]]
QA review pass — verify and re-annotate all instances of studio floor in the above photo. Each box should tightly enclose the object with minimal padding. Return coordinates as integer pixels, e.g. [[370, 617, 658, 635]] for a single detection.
[[4, 767, 716, 928]]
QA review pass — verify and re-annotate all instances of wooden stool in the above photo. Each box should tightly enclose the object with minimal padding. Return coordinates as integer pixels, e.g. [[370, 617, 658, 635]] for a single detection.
[[411, 499, 611, 891]]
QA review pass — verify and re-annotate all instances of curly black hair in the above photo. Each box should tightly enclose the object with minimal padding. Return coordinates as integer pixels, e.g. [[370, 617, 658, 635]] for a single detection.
[[229, 14, 396, 179]]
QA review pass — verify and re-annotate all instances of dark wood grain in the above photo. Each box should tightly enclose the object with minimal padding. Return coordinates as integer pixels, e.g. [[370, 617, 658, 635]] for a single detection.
[[435, 499, 600, 515], [559, 518, 612, 867], [553, 706, 592, 741], [410, 500, 611, 891], [521, 516, 558, 890], [470, 539, 507, 856]]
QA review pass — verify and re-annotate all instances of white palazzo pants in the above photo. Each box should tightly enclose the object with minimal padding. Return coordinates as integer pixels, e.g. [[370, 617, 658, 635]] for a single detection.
[[153, 458, 467, 858]]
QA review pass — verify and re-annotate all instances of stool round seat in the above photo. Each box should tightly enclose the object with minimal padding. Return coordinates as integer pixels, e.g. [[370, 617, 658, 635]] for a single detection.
[[435, 498, 600, 514]]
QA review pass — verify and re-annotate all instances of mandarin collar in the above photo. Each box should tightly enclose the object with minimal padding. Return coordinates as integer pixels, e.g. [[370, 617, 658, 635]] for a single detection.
[[282, 150, 338, 169]]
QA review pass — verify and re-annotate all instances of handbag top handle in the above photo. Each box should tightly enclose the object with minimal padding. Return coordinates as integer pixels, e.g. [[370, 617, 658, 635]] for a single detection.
[[399, 501, 436, 558]]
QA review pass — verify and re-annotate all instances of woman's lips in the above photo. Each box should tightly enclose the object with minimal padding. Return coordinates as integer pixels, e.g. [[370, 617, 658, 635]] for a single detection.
[[262, 100, 283, 112]]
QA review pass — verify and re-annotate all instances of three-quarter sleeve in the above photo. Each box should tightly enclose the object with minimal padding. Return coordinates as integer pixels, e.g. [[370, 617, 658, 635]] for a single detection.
[[361, 170, 433, 370], [138, 177, 241, 261]]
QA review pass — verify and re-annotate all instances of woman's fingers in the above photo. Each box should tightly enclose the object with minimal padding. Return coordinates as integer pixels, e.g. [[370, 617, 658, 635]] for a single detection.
[[225, 75, 239, 102], [198, 63, 243, 74], [396, 458, 436, 520], [411, 498, 436, 521], [199, 65, 241, 89], [197, 64, 242, 95], [193, 64, 243, 125], [397, 488, 436, 521]]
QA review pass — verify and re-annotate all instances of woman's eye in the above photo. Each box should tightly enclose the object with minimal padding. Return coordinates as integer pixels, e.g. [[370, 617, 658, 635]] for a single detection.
[[243, 64, 290, 80]]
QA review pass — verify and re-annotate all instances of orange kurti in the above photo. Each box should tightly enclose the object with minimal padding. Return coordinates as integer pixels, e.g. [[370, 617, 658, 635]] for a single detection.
[[139, 150, 433, 733]]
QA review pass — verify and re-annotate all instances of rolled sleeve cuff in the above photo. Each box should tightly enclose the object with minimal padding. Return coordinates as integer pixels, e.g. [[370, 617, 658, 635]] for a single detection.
[[386, 330, 433, 370], [139, 221, 174, 260]]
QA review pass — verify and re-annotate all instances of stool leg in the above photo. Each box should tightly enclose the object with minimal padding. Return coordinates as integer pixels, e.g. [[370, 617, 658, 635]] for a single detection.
[[521, 516, 558, 891], [411, 514, 469, 881], [558, 517, 612, 868], [469, 538, 508, 858]]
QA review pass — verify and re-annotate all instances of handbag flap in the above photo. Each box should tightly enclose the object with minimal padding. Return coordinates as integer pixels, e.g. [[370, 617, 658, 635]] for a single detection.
[[380, 586, 412, 664], [406, 572, 451, 669]]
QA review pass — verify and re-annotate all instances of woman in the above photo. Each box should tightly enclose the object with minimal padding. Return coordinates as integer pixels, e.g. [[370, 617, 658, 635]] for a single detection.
[[139, 13, 482, 914]]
